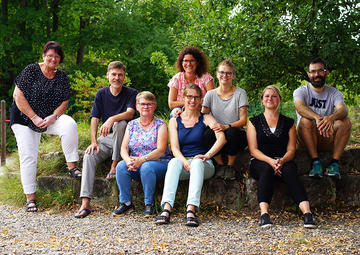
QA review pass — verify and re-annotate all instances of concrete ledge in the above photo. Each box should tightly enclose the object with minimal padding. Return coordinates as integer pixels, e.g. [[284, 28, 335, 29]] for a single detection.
[[246, 176, 338, 210], [37, 176, 242, 210], [38, 148, 360, 211]]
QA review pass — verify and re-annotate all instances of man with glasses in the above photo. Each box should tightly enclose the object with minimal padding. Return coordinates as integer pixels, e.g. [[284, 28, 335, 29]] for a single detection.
[[293, 57, 351, 180], [75, 61, 138, 218]]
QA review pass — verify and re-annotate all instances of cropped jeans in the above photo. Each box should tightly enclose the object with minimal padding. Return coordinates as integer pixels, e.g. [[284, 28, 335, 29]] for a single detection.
[[116, 160, 168, 205], [161, 158, 215, 209], [11, 115, 78, 194]]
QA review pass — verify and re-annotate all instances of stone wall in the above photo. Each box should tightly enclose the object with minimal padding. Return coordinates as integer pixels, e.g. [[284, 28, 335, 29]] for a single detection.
[[38, 148, 360, 211]]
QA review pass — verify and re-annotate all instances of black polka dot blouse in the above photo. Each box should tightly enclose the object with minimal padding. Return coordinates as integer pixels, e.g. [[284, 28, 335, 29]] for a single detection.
[[12, 63, 71, 132]]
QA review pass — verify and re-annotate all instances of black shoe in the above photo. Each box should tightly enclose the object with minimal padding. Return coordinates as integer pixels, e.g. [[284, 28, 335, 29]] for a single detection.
[[214, 164, 225, 179], [112, 203, 134, 215], [260, 213, 273, 228], [224, 165, 236, 180], [303, 213, 316, 228], [144, 204, 154, 217]]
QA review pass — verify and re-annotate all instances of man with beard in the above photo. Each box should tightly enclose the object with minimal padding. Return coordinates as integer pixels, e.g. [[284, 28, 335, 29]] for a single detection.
[[293, 57, 351, 180], [75, 61, 138, 218]]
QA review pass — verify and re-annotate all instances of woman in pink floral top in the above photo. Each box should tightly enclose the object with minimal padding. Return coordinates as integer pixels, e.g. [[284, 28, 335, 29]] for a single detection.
[[168, 47, 215, 117], [114, 91, 171, 217]]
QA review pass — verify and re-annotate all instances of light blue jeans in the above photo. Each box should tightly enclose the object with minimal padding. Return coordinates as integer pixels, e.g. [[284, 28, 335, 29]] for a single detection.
[[116, 160, 168, 205], [161, 158, 215, 208]]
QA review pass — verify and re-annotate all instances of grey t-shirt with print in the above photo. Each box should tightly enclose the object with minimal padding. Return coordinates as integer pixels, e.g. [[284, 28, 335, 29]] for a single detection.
[[293, 83, 344, 126]]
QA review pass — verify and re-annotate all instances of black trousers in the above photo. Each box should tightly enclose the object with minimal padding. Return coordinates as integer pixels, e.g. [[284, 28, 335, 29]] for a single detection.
[[203, 127, 247, 157], [250, 159, 308, 205]]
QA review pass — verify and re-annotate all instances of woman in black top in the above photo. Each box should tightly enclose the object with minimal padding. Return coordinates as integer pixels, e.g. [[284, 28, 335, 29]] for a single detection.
[[10, 41, 80, 212], [247, 85, 316, 229]]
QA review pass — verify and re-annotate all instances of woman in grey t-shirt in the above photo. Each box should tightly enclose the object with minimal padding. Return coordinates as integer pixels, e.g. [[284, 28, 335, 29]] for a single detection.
[[202, 59, 249, 180]]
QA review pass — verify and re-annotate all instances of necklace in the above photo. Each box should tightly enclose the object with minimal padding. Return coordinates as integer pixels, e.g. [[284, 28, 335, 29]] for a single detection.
[[140, 116, 154, 127]]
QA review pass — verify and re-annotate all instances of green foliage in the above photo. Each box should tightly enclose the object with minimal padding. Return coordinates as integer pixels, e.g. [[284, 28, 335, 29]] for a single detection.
[[5, 127, 17, 153], [0, 169, 25, 205], [150, 51, 177, 78], [37, 185, 77, 209], [166, 0, 360, 105]]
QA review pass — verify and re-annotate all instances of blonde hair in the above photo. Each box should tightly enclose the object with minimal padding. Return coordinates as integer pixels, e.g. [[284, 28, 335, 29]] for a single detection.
[[136, 91, 156, 104], [261, 85, 282, 111], [183, 83, 202, 98], [217, 58, 235, 76]]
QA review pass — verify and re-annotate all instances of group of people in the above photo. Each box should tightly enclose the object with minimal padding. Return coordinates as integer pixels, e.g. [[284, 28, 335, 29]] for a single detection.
[[10, 42, 351, 229]]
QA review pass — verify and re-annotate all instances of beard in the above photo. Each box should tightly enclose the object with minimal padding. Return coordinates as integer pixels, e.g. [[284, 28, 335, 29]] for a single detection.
[[111, 83, 122, 89], [310, 75, 326, 88]]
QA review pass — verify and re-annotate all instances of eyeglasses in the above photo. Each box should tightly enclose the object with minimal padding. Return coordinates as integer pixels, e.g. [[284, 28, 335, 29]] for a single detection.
[[309, 69, 326, 75], [46, 55, 61, 60], [218, 71, 233, 77], [186, 95, 201, 101], [182, 59, 197, 64], [137, 103, 155, 108]]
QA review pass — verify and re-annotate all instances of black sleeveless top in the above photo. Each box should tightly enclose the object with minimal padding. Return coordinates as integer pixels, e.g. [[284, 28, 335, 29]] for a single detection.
[[249, 113, 294, 158]]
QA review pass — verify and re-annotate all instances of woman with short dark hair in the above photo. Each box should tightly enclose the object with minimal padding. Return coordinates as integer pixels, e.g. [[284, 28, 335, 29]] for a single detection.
[[10, 41, 80, 213]]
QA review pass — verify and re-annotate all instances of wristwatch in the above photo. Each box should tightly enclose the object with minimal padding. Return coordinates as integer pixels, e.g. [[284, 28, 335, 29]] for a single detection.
[[144, 155, 149, 161], [228, 124, 232, 129]]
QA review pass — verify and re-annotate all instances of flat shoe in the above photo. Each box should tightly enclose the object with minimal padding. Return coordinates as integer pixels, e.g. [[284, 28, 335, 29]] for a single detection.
[[69, 167, 82, 180], [26, 200, 38, 212], [185, 210, 199, 227], [74, 208, 94, 218], [106, 172, 116, 180], [155, 209, 171, 225]]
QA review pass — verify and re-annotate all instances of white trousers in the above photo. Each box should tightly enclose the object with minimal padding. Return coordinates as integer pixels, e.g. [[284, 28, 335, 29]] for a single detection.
[[11, 115, 79, 194]]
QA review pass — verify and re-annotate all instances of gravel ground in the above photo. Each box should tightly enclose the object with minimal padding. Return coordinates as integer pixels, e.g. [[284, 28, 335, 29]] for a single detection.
[[1, 204, 360, 254]]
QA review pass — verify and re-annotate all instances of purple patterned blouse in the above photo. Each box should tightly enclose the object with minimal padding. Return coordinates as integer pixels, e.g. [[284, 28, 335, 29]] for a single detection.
[[127, 117, 172, 162]]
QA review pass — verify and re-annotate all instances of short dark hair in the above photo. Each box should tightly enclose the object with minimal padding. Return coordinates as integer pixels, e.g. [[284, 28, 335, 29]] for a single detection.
[[183, 83, 202, 98], [175, 47, 209, 78], [308, 57, 327, 70], [108, 61, 126, 72], [43, 41, 65, 63]]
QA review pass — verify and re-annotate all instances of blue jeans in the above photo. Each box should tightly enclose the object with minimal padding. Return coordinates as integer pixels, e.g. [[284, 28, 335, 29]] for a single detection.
[[161, 158, 215, 208], [116, 160, 168, 205]]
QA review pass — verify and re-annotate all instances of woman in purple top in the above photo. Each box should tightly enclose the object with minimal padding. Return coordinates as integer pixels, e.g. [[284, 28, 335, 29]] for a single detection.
[[113, 91, 171, 217]]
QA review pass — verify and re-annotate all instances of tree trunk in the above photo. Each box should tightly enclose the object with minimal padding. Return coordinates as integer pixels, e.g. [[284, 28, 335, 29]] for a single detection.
[[1, 0, 8, 25], [52, 0, 59, 32], [20, 0, 27, 36], [76, 17, 89, 65], [43, 0, 51, 38]]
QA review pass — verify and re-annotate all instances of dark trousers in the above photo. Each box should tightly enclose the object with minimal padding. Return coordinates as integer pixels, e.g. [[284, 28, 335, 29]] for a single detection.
[[250, 159, 308, 205], [203, 127, 247, 157]]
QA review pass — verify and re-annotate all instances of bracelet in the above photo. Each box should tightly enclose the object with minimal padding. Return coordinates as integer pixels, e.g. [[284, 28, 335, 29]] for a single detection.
[[53, 113, 59, 120], [30, 114, 37, 120]]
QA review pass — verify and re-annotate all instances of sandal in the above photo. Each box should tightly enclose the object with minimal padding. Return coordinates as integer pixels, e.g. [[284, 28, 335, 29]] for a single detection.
[[74, 208, 94, 218], [106, 172, 116, 180], [185, 210, 199, 227], [155, 209, 171, 225], [26, 200, 38, 212], [69, 167, 82, 180]]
